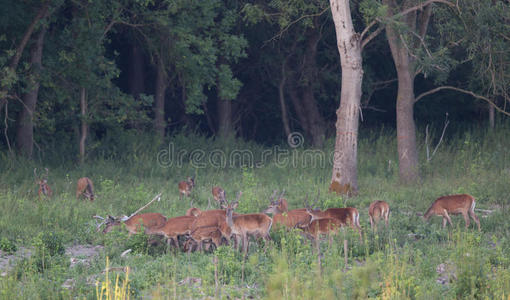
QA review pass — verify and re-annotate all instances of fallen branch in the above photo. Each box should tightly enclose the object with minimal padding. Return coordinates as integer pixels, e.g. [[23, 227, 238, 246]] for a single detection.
[[128, 192, 162, 219], [425, 113, 450, 162], [475, 209, 494, 214]]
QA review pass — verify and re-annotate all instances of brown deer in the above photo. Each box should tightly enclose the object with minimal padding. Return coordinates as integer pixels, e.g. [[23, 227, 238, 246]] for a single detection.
[[304, 194, 362, 240], [299, 217, 345, 247], [34, 168, 52, 200], [225, 192, 273, 255], [178, 176, 195, 201], [262, 190, 311, 229], [212, 186, 226, 207], [190, 209, 232, 244], [423, 194, 481, 231], [76, 177, 94, 201], [368, 200, 390, 230], [146, 215, 197, 248], [102, 213, 167, 235], [185, 226, 224, 252], [186, 207, 202, 217]]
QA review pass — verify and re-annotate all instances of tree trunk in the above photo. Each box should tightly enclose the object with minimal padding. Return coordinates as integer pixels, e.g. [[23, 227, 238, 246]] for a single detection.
[[489, 103, 495, 128], [395, 65, 419, 182], [15, 27, 46, 158], [0, 2, 50, 116], [301, 28, 325, 148], [329, 0, 363, 196], [154, 61, 167, 139], [79, 88, 87, 164], [129, 45, 145, 99], [278, 55, 292, 139], [217, 98, 233, 137], [384, 0, 420, 183]]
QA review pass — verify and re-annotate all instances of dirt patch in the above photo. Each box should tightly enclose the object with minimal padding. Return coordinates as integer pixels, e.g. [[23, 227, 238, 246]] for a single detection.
[[0, 247, 32, 275], [66, 244, 104, 268]]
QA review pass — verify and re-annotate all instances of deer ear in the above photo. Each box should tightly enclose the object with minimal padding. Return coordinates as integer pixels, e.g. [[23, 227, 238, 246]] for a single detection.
[[232, 202, 239, 209]]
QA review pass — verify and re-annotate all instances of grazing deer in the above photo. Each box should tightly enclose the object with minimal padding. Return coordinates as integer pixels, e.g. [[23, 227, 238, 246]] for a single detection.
[[34, 168, 52, 200], [212, 186, 226, 207], [190, 209, 232, 244], [186, 207, 202, 217], [423, 194, 480, 231], [178, 176, 195, 201], [368, 200, 390, 230], [304, 195, 362, 240], [298, 217, 345, 247], [225, 192, 273, 255], [76, 177, 94, 201], [146, 215, 197, 248], [262, 190, 311, 229], [102, 213, 167, 235], [185, 226, 224, 252]]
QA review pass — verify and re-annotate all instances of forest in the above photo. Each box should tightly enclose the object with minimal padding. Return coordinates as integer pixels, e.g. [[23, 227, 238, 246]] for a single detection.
[[0, 0, 509, 299]]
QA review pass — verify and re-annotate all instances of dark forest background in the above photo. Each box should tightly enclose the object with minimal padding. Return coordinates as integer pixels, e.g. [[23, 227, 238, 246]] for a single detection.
[[0, 0, 508, 161]]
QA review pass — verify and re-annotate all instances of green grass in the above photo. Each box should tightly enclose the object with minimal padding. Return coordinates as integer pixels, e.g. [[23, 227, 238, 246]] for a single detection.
[[0, 127, 510, 299]]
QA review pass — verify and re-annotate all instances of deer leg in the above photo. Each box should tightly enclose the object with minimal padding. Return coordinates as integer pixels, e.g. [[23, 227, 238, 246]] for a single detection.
[[384, 212, 389, 227], [242, 234, 249, 256], [462, 212, 470, 229], [442, 217, 447, 228], [369, 215, 374, 230], [443, 210, 454, 228], [469, 210, 481, 231]]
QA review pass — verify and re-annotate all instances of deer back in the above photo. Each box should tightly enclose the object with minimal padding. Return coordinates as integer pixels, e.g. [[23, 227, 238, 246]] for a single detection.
[[368, 201, 389, 218], [147, 215, 196, 237], [425, 194, 475, 218], [124, 213, 167, 234]]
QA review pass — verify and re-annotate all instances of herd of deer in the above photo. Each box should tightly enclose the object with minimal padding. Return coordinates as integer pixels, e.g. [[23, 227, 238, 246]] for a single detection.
[[36, 171, 482, 255]]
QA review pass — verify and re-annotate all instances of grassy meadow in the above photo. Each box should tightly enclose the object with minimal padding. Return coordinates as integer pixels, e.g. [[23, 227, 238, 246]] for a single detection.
[[0, 126, 510, 299]]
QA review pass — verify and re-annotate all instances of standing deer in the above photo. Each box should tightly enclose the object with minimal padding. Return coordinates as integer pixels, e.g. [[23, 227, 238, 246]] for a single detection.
[[262, 190, 311, 229], [423, 194, 481, 231], [298, 217, 345, 247], [368, 200, 390, 230], [212, 186, 226, 207], [101, 213, 167, 235], [146, 215, 197, 248], [34, 168, 52, 200], [225, 192, 273, 255], [178, 176, 195, 201], [304, 194, 362, 240], [76, 177, 94, 201]]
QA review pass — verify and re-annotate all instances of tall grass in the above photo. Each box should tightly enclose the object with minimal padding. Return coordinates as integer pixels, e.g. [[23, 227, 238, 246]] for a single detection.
[[0, 126, 509, 298]]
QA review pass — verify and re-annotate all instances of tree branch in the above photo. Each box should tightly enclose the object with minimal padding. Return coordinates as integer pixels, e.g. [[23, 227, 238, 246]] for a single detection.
[[265, 7, 329, 44], [361, 26, 384, 50], [415, 86, 510, 117], [397, 0, 455, 19], [9, 1, 50, 70]]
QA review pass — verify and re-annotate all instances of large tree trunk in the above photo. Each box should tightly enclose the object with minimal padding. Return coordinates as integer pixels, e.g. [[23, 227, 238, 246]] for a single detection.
[[129, 45, 145, 99], [79, 88, 87, 164], [329, 0, 363, 196], [217, 98, 233, 137], [301, 28, 325, 148], [15, 27, 47, 158], [154, 60, 167, 139], [285, 27, 325, 148], [384, 0, 420, 183], [395, 64, 419, 182]]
